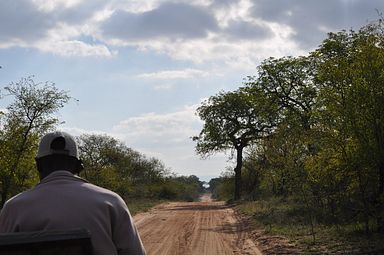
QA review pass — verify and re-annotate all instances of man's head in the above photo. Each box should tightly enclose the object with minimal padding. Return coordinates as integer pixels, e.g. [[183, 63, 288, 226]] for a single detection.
[[35, 131, 83, 179]]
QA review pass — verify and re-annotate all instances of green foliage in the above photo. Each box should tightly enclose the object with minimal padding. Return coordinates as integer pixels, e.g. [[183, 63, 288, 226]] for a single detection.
[[208, 171, 234, 201], [0, 77, 71, 206], [207, 19, 384, 240], [4, 77, 71, 132], [248, 55, 317, 129], [193, 89, 278, 155], [194, 86, 279, 200], [78, 133, 204, 202]]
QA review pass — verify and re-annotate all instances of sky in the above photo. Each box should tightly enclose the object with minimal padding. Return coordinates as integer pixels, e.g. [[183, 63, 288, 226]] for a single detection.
[[0, 0, 383, 182]]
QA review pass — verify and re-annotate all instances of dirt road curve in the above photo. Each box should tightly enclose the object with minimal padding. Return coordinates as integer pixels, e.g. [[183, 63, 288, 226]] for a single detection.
[[133, 194, 262, 255]]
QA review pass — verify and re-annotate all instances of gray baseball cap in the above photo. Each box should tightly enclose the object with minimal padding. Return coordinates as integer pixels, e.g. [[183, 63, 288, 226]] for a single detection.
[[36, 131, 79, 159]]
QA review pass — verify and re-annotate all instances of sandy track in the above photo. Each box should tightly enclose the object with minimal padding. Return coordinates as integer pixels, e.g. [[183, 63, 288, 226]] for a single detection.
[[133, 194, 262, 255]]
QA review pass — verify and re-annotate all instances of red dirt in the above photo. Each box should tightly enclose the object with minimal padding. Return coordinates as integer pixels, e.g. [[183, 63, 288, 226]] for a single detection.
[[134, 194, 263, 255]]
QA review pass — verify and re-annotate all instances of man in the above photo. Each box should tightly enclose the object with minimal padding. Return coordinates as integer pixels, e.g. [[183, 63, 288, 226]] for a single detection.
[[0, 131, 146, 255]]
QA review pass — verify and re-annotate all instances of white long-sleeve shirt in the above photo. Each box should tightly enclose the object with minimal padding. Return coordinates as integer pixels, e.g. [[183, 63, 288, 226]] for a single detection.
[[0, 171, 146, 255]]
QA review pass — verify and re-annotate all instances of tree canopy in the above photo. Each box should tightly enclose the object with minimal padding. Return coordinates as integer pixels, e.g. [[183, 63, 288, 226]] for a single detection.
[[193, 86, 279, 200], [203, 19, 384, 233], [0, 77, 71, 206]]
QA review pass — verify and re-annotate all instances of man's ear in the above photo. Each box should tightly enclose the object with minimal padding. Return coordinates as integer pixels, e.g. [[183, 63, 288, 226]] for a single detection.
[[35, 158, 43, 172], [77, 159, 84, 173]]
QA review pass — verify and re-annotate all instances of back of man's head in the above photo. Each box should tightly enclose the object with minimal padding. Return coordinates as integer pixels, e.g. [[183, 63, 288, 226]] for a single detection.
[[35, 131, 83, 179]]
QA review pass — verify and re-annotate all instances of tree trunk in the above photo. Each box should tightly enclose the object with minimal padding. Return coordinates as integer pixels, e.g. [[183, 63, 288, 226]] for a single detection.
[[379, 162, 384, 197], [234, 146, 243, 200], [1, 180, 9, 208], [377, 163, 384, 232]]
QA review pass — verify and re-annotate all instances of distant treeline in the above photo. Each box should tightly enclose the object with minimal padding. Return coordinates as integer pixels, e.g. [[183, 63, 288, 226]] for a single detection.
[[0, 77, 204, 208], [198, 19, 384, 233], [77, 134, 204, 202]]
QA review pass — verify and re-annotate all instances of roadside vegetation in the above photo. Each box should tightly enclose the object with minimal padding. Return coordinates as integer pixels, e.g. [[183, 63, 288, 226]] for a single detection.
[[0, 77, 204, 215], [77, 133, 205, 212], [199, 19, 384, 253]]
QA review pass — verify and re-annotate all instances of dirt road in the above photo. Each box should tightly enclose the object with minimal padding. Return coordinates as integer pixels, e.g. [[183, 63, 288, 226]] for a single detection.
[[133, 194, 262, 255]]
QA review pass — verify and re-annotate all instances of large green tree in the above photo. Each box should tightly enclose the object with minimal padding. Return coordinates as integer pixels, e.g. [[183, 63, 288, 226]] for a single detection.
[[193, 87, 278, 200]]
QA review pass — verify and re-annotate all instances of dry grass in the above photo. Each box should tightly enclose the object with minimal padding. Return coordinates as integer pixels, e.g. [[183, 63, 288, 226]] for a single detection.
[[235, 199, 384, 254], [125, 198, 165, 216]]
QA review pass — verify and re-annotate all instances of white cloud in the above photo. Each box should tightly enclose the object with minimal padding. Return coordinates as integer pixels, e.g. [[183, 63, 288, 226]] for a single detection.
[[0, 0, 54, 43], [97, 0, 292, 67], [110, 104, 230, 176], [112, 104, 201, 145], [37, 39, 114, 57], [125, 29, 301, 67], [96, 0, 383, 66], [0, 0, 114, 57], [213, 0, 254, 27], [1, 0, 381, 62], [32, 0, 83, 12], [115, 0, 213, 14], [60, 126, 109, 137], [137, 68, 209, 80], [100, 2, 219, 40], [250, 0, 384, 48], [153, 84, 174, 90]]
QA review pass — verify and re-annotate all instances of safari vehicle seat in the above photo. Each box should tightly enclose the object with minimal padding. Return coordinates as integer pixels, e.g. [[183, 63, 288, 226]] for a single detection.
[[0, 228, 92, 255]]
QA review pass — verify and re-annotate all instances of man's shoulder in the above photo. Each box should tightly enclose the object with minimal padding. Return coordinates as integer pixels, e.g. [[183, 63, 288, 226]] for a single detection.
[[3, 188, 35, 208], [81, 182, 125, 204], [83, 182, 118, 196]]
